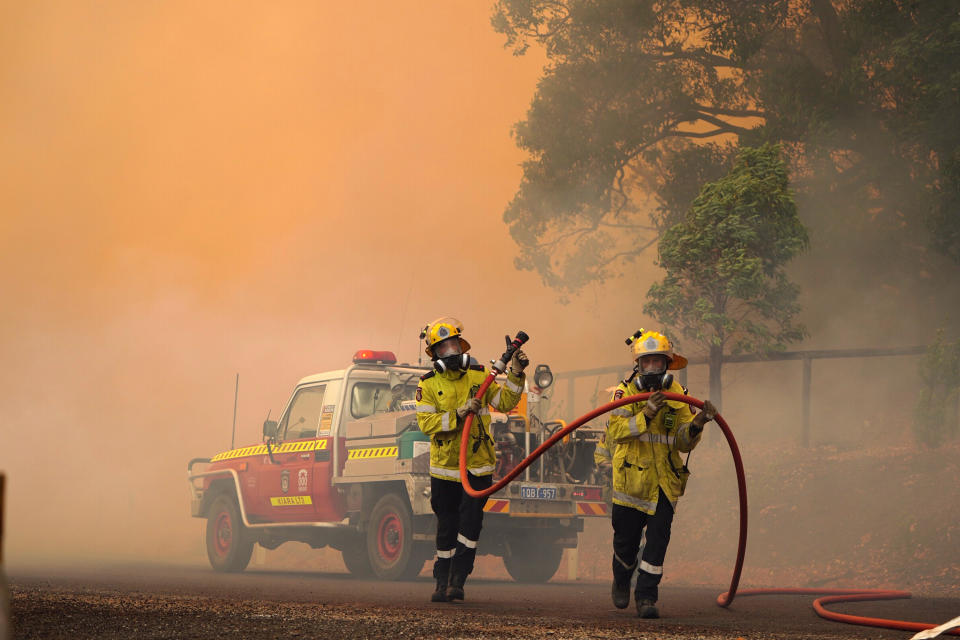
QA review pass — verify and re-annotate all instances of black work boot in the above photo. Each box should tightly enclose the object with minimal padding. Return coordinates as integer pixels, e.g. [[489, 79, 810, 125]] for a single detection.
[[636, 598, 659, 619], [430, 579, 448, 603], [446, 574, 466, 602], [611, 581, 630, 609]]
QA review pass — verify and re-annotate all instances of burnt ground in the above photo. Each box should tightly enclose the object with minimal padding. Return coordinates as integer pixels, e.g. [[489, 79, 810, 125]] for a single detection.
[[8, 564, 960, 639]]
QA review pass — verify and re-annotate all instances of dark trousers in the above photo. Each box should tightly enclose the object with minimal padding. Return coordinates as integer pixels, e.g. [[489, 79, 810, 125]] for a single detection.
[[430, 473, 492, 586], [611, 488, 675, 602]]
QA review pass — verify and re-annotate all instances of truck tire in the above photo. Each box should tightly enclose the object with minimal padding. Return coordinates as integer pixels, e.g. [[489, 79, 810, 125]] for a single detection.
[[205, 494, 254, 573], [366, 493, 414, 580], [503, 541, 563, 583], [341, 539, 373, 578], [399, 544, 433, 580]]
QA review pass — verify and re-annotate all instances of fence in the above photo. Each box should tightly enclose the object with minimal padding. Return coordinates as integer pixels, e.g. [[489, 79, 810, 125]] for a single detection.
[[554, 345, 928, 447]]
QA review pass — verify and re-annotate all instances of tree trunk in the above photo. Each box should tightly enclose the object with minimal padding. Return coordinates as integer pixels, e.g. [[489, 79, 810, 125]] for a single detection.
[[810, 0, 845, 70], [708, 343, 723, 413]]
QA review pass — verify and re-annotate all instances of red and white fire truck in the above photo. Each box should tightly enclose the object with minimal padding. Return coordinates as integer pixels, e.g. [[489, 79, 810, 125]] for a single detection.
[[187, 350, 607, 582]]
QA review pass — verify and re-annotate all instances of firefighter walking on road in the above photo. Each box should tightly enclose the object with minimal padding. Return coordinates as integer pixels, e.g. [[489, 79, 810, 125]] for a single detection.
[[415, 317, 528, 603], [606, 329, 716, 619]]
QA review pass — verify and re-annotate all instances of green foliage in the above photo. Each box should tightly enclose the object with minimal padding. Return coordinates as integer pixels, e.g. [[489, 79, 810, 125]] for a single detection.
[[644, 144, 808, 356], [914, 329, 960, 448], [492, 0, 960, 296]]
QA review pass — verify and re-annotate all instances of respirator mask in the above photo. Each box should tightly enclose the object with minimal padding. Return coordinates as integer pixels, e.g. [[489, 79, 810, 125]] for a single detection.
[[435, 353, 469, 373], [432, 338, 469, 373], [637, 355, 672, 391], [639, 371, 674, 392]]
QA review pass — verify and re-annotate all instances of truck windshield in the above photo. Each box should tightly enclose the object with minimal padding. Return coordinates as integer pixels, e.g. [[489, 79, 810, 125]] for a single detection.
[[350, 379, 419, 419], [280, 384, 328, 440]]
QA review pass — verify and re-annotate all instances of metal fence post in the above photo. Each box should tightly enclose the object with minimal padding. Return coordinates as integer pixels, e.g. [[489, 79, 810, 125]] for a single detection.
[[801, 356, 812, 448], [1, 472, 9, 640]]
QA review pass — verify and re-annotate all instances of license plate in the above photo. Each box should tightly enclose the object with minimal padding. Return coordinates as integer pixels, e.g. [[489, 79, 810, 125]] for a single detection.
[[520, 485, 558, 500]]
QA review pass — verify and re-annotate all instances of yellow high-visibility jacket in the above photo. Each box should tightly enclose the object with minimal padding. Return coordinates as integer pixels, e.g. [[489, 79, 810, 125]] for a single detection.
[[607, 377, 701, 514], [416, 365, 525, 482]]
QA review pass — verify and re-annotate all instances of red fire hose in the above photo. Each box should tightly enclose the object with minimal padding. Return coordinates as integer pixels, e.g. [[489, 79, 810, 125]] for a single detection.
[[457, 371, 959, 637]]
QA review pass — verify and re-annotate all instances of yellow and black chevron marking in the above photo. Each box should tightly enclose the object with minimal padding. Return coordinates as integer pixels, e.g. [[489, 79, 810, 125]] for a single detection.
[[211, 439, 328, 462], [347, 446, 398, 461]]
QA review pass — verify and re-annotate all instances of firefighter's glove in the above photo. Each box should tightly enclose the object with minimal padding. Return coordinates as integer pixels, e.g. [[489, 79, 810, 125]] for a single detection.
[[456, 397, 482, 419], [509, 349, 529, 375], [692, 400, 717, 430], [642, 391, 666, 420]]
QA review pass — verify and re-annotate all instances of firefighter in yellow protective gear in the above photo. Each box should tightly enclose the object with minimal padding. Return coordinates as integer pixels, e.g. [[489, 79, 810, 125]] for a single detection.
[[606, 329, 716, 619], [415, 317, 527, 603]]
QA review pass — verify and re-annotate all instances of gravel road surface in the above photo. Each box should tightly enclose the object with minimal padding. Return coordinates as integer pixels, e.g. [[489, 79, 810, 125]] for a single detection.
[[8, 564, 959, 639]]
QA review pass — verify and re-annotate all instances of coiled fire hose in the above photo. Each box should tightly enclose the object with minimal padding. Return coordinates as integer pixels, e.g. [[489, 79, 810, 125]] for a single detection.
[[457, 332, 960, 637]]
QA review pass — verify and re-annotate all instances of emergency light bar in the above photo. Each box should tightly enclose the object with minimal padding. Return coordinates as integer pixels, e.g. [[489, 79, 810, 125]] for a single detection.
[[352, 349, 398, 365]]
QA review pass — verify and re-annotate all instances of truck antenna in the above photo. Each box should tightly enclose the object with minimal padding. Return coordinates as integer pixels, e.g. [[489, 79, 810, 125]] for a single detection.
[[230, 373, 239, 450]]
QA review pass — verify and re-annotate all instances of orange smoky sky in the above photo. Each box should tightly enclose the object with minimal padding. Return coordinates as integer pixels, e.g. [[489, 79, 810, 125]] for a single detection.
[[0, 2, 659, 563]]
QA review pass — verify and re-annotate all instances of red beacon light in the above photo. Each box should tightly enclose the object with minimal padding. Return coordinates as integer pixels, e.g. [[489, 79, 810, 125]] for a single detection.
[[352, 349, 398, 365], [571, 487, 603, 501]]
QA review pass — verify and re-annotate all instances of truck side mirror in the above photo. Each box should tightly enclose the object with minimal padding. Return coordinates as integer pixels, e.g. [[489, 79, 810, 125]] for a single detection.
[[262, 419, 278, 440]]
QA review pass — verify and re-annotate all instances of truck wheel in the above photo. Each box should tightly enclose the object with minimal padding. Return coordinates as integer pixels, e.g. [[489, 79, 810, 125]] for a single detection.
[[503, 541, 563, 583], [205, 494, 254, 573], [366, 493, 414, 580], [341, 539, 373, 578], [399, 544, 433, 580]]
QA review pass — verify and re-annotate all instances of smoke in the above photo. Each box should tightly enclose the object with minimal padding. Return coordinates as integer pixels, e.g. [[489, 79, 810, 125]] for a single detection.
[[2, 2, 956, 599], [0, 1, 659, 569]]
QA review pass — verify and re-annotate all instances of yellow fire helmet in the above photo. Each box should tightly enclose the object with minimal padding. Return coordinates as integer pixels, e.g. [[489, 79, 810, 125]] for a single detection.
[[420, 316, 472, 357], [625, 329, 688, 370]]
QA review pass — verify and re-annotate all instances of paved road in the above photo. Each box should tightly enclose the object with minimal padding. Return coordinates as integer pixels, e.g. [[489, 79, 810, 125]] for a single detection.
[[8, 564, 959, 639]]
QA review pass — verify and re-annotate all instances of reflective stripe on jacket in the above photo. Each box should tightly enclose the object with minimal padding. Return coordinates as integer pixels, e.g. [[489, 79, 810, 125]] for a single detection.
[[416, 366, 525, 482], [607, 378, 701, 514]]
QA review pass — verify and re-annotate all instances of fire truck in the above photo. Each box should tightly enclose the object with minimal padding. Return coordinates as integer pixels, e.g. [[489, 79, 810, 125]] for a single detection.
[[187, 350, 607, 582]]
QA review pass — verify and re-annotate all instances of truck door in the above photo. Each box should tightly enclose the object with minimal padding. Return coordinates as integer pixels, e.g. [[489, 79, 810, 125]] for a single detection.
[[258, 384, 328, 522]]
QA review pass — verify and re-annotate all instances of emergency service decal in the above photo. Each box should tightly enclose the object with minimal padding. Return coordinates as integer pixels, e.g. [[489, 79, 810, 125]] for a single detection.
[[416, 387, 422, 401], [297, 468, 309, 492], [318, 405, 336, 435], [270, 496, 312, 506], [347, 446, 399, 460], [210, 439, 328, 462], [614, 389, 623, 400], [280, 470, 290, 494]]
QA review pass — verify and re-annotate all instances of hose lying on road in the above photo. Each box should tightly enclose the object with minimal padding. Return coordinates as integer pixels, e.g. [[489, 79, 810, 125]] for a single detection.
[[458, 376, 959, 637]]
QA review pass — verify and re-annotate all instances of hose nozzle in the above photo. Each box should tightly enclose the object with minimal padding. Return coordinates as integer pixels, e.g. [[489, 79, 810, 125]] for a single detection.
[[493, 330, 529, 374]]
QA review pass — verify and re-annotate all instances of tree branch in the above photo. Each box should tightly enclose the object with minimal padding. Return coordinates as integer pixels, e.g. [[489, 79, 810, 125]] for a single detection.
[[665, 128, 733, 139], [694, 103, 765, 118], [693, 112, 755, 135]]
